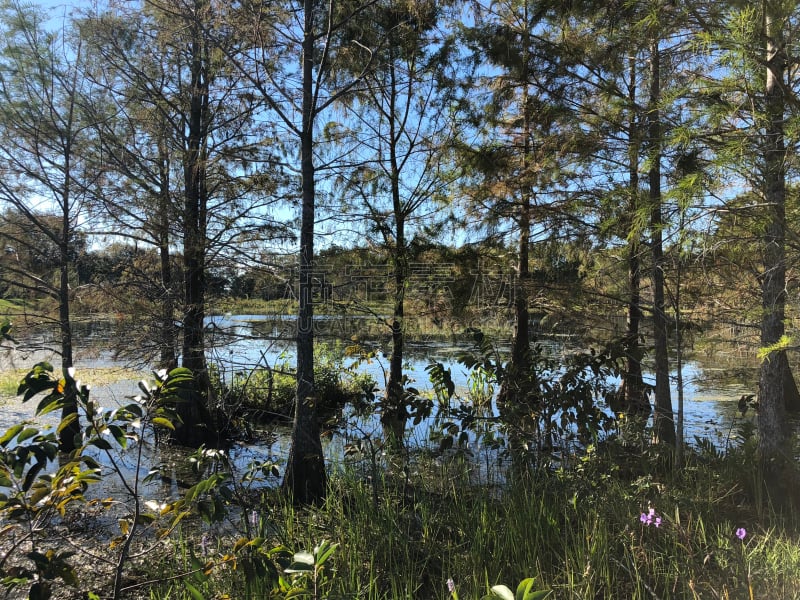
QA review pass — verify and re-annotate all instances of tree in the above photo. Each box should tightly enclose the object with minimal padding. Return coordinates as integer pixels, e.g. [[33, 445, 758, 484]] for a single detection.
[[0, 1, 96, 452], [81, 0, 284, 445], [333, 0, 455, 449], [758, 0, 791, 478], [646, 30, 676, 447], [223, 0, 378, 502], [554, 3, 654, 420], [458, 0, 589, 413], [78, 11, 182, 368], [697, 0, 800, 485]]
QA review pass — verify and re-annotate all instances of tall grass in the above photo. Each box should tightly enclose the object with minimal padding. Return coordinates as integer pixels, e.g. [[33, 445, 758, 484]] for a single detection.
[[146, 442, 800, 599]]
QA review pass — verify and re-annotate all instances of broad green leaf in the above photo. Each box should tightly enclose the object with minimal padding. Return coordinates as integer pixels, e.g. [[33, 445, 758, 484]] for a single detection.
[[516, 578, 535, 600], [29, 482, 52, 506], [122, 402, 143, 418], [486, 585, 514, 600], [0, 424, 24, 446], [135, 512, 157, 525], [89, 438, 112, 451], [57, 413, 78, 435], [152, 417, 175, 430], [22, 460, 45, 492], [35, 394, 64, 417], [107, 425, 127, 449]]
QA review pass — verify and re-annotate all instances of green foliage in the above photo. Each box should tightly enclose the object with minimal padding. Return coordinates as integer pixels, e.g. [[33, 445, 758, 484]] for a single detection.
[[4, 357, 800, 599], [433, 330, 623, 461], [482, 578, 550, 600], [0, 363, 272, 599], [214, 343, 376, 422]]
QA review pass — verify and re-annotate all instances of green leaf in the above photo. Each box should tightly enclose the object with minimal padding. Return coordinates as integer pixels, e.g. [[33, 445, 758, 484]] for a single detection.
[[57, 413, 78, 436], [21, 460, 45, 492], [183, 581, 205, 600], [0, 424, 24, 446], [516, 578, 535, 600], [315, 540, 337, 566], [486, 585, 514, 600], [35, 394, 64, 417], [107, 425, 127, 449], [89, 438, 112, 451], [152, 417, 175, 430]]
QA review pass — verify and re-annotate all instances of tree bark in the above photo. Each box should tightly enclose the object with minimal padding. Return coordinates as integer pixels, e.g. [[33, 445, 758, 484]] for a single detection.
[[282, 0, 327, 504], [158, 134, 177, 371], [648, 38, 675, 447], [497, 3, 533, 411], [58, 70, 79, 454], [382, 57, 409, 450], [622, 55, 650, 419], [175, 4, 215, 447], [758, 3, 789, 476]]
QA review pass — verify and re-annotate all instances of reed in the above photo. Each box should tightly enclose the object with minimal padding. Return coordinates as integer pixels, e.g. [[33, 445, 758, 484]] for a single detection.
[[148, 443, 800, 599]]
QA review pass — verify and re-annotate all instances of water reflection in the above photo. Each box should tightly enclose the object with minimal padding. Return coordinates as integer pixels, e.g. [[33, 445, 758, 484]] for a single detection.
[[0, 315, 763, 498]]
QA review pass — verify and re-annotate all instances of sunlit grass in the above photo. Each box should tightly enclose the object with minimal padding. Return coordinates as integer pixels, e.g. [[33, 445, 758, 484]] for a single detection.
[[0, 298, 26, 315], [0, 366, 145, 398], [139, 444, 800, 600]]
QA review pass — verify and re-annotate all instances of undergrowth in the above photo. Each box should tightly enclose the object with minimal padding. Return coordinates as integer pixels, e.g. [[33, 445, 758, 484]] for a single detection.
[[137, 440, 800, 600]]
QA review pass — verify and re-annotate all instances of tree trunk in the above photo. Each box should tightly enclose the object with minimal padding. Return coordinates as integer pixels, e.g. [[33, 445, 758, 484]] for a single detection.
[[758, 4, 789, 478], [780, 353, 800, 412], [58, 99, 78, 454], [158, 135, 177, 371], [382, 61, 408, 450], [58, 245, 79, 453], [175, 9, 214, 447], [382, 225, 408, 450], [283, 0, 327, 504], [622, 55, 649, 420], [648, 38, 675, 447], [497, 10, 533, 411]]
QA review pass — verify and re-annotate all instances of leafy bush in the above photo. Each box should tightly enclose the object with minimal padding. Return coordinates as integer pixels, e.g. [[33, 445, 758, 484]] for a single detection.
[[213, 342, 376, 423]]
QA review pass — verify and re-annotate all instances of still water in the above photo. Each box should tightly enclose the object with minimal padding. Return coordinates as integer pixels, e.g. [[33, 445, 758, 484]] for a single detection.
[[0, 314, 760, 482], [204, 314, 757, 446]]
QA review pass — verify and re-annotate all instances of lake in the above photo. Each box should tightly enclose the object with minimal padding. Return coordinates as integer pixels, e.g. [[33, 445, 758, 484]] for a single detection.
[[0, 313, 761, 484]]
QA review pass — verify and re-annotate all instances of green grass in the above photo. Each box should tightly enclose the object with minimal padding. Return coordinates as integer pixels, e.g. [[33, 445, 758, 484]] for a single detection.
[[3, 366, 798, 600], [135, 442, 800, 600], [0, 366, 145, 397], [0, 298, 26, 315]]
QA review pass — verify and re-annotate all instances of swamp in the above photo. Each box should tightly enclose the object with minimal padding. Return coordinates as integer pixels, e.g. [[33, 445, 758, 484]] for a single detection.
[[2, 0, 800, 598]]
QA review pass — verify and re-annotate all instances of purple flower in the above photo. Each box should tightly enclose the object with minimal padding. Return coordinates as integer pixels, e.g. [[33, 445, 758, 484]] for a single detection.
[[249, 509, 258, 529], [736, 527, 747, 540], [447, 578, 455, 593], [640, 507, 661, 527]]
